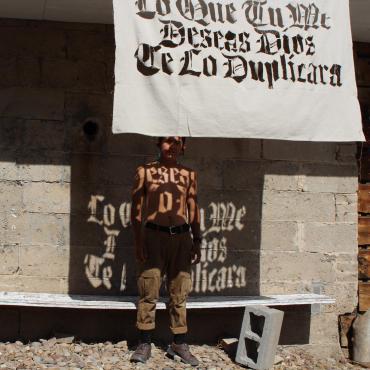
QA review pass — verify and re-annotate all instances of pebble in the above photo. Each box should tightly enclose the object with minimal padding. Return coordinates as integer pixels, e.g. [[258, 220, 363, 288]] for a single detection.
[[0, 341, 365, 370]]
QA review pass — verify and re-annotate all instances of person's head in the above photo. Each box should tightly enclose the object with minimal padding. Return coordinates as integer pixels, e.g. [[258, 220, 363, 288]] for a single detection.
[[157, 137, 186, 162]]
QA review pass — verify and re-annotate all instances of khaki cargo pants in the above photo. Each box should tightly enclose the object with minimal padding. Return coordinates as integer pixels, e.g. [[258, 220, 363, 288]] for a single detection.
[[136, 228, 193, 334]]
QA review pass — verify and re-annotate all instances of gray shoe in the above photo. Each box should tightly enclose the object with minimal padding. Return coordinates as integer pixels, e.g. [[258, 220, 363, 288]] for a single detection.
[[130, 343, 151, 363], [167, 343, 199, 366]]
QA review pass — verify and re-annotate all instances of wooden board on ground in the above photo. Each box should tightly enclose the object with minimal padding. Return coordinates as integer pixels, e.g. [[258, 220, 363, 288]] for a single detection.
[[359, 184, 370, 213], [359, 282, 370, 312], [358, 217, 370, 245], [359, 249, 370, 279]]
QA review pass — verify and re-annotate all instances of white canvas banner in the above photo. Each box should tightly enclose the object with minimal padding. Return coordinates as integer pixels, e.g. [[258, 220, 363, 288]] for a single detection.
[[112, 0, 364, 141]]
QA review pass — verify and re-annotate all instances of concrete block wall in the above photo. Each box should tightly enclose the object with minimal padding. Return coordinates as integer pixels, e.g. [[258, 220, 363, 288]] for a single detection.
[[0, 19, 361, 356]]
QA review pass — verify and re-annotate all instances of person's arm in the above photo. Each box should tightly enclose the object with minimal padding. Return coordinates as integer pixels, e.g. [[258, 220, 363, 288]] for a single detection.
[[131, 165, 146, 262], [187, 170, 201, 264]]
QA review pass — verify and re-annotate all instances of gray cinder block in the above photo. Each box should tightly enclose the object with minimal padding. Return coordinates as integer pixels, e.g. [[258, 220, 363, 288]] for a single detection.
[[236, 306, 284, 370]]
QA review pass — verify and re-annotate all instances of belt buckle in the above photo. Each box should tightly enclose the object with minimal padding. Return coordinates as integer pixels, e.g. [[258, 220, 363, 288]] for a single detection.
[[169, 226, 176, 235]]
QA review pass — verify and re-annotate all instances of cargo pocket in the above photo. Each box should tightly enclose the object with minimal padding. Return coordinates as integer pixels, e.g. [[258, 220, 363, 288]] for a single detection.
[[138, 269, 161, 301], [182, 275, 192, 296], [170, 272, 192, 300]]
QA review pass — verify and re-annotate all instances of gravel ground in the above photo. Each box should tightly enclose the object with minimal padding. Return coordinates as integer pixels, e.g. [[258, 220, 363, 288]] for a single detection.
[[0, 338, 367, 370]]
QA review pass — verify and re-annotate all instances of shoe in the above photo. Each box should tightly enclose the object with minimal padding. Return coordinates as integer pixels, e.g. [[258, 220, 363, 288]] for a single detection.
[[130, 343, 151, 363], [167, 343, 199, 366]]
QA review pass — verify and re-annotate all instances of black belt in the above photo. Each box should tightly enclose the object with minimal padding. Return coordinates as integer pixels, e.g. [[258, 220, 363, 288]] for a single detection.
[[145, 222, 190, 235]]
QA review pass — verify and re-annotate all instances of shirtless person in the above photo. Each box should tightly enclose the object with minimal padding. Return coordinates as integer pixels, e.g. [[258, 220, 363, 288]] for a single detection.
[[130, 137, 201, 366]]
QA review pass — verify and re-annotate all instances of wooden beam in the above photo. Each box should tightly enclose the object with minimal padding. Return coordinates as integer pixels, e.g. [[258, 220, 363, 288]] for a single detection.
[[359, 249, 370, 279], [358, 217, 370, 245], [359, 282, 370, 312], [0, 292, 335, 310], [359, 184, 370, 213]]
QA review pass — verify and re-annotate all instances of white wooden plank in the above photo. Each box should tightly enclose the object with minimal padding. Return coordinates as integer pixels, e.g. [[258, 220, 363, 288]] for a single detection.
[[0, 292, 335, 310]]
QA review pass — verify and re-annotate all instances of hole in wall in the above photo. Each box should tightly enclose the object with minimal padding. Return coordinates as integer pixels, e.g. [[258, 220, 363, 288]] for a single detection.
[[82, 119, 100, 141]]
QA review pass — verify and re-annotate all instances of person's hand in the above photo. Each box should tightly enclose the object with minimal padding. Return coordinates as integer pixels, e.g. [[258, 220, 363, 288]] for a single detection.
[[135, 243, 147, 263], [191, 240, 201, 265]]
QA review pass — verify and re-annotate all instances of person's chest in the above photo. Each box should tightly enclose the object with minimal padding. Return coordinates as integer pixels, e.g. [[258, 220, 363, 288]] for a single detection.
[[146, 166, 190, 191]]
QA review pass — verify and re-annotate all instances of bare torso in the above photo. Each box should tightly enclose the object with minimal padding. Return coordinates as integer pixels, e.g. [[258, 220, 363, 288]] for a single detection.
[[131, 156, 201, 262], [144, 161, 195, 226]]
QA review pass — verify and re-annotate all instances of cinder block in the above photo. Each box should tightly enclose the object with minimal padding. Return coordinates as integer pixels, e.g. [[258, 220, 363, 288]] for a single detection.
[[19, 245, 69, 278], [70, 184, 131, 215], [0, 26, 66, 58], [41, 59, 79, 89], [336, 143, 357, 163], [186, 138, 262, 160], [0, 57, 18, 87], [18, 162, 71, 183], [223, 220, 298, 252], [44, 21, 107, 32], [0, 87, 64, 121], [65, 29, 115, 62], [260, 251, 337, 283], [22, 182, 70, 214], [190, 250, 258, 295], [70, 153, 140, 186], [64, 92, 113, 121], [263, 162, 300, 191], [259, 280, 305, 296], [236, 306, 284, 370], [0, 275, 20, 291], [0, 159, 18, 181], [303, 223, 357, 253], [182, 157, 223, 189], [7, 212, 68, 247], [64, 117, 109, 154], [335, 194, 357, 222], [0, 245, 19, 274], [75, 60, 107, 92], [262, 191, 335, 222], [301, 164, 357, 193], [260, 221, 298, 251], [321, 282, 358, 314], [0, 275, 65, 294], [335, 254, 358, 282], [42, 60, 106, 92], [203, 189, 262, 222], [223, 161, 263, 190], [263, 141, 337, 163], [0, 181, 22, 213], [69, 213, 131, 248], [17, 57, 41, 87], [0, 154, 75, 185], [0, 212, 6, 244], [21, 119, 65, 151], [0, 118, 23, 149]]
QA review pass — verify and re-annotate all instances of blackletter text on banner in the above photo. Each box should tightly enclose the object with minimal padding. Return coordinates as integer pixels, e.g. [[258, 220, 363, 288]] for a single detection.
[[113, 0, 364, 141]]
